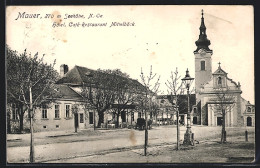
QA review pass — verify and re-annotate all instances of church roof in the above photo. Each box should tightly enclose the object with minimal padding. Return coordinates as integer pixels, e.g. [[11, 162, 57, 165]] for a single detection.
[[212, 65, 228, 75], [194, 9, 212, 53]]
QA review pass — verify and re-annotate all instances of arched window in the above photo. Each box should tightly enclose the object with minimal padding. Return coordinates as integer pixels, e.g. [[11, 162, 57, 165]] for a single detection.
[[217, 77, 222, 85], [247, 117, 252, 126], [247, 107, 251, 112], [201, 61, 205, 70]]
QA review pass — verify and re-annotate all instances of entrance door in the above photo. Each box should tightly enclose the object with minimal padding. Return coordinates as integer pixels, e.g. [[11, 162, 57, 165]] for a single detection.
[[79, 113, 84, 129], [74, 113, 79, 130], [193, 117, 197, 124], [180, 115, 184, 125], [247, 117, 252, 126], [121, 111, 126, 122], [217, 117, 223, 126], [89, 112, 93, 124]]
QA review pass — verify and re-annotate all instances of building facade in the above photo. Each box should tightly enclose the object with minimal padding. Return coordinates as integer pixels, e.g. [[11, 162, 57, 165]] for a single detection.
[[194, 10, 254, 127]]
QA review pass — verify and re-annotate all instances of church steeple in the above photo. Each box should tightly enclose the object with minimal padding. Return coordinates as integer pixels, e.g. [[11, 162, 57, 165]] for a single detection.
[[194, 10, 212, 53]]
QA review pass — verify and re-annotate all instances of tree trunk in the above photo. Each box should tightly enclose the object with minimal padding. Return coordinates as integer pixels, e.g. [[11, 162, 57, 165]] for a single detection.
[[7, 111, 11, 134], [29, 86, 34, 163], [221, 109, 226, 143], [19, 112, 24, 133], [162, 111, 163, 125], [97, 112, 104, 128], [144, 108, 148, 156], [19, 104, 24, 133], [176, 109, 180, 150], [116, 113, 120, 128]]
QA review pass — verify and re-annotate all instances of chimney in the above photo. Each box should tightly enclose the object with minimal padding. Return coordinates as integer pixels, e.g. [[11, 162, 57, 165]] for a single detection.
[[60, 64, 69, 77]]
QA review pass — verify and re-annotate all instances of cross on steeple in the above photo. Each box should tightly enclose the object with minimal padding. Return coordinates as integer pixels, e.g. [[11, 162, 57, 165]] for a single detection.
[[201, 9, 204, 17]]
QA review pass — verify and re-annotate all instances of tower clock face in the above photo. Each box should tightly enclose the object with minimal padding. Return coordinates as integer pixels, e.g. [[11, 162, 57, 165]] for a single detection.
[[198, 49, 206, 55]]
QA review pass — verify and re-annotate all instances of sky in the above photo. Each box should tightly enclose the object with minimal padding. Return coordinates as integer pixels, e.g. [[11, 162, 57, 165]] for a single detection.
[[6, 5, 254, 103]]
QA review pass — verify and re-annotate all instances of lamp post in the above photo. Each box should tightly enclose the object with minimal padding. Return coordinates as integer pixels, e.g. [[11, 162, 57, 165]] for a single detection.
[[86, 72, 96, 131], [181, 68, 194, 146]]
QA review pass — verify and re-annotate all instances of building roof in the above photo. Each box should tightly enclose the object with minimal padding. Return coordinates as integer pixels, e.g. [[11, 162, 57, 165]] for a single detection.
[[212, 64, 228, 75], [51, 84, 83, 101], [56, 65, 146, 91], [56, 65, 93, 85]]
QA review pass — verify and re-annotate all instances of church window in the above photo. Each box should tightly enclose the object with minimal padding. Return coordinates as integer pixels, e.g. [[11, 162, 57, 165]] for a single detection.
[[247, 107, 251, 112], [201, 61, 205, 70], [217, 77, 222, 85]]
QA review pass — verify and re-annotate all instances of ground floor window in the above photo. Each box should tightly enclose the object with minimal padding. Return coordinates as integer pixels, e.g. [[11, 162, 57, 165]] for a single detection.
[[247, 117, 252, 126], [80, 113, 84, 123], [217, 117, 223, 126], [12, 104, 19, 120], [131, 112, 134, 121], [55, 105, 60, 118], [65, 104, 70, 118], [138, 112, 141, 118], [89, 112, 93, 124], [42, 105, 47, 119]]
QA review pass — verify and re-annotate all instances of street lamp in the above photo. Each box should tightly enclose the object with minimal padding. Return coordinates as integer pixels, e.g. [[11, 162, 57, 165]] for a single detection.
[[181, 68, 194, 146]]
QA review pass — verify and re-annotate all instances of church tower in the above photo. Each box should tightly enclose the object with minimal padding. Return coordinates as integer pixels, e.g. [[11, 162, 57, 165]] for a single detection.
[[194, 10, 213, 98]]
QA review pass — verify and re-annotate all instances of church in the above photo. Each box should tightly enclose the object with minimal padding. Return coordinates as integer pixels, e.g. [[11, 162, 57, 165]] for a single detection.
[[192, 10, 254, 127], [156, 10, 254, 128]]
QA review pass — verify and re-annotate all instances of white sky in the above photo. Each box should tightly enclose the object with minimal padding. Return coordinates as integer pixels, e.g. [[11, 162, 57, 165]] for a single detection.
[[6, 5, 254, 103]]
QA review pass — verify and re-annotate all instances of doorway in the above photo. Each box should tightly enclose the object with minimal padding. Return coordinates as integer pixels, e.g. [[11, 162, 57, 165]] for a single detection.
[[79, 113, 84, 129], [193, 117, 197, 124], [121, 111, 126, 122], [89, 112, 93, 124]]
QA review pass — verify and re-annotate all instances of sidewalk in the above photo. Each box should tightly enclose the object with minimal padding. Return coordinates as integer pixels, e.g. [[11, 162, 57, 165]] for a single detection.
[[7, 127, 131, 141]]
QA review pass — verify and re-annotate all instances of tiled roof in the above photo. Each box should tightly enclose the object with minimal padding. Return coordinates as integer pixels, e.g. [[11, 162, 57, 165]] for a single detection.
[[56, 65, 146, 90], [52, 84, 83, 101]]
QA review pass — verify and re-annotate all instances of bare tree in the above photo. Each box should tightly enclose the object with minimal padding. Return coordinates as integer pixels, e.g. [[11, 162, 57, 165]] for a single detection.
[[110, 70, 142, 128], [140, 65, 160, 156], [165, 68, 185, 150], [211, 86, 236, 143], [80, 70, 116, 128], [6, 46, 58, 162], [80, 69, 142, 129], [150, 100, 160, 123]]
